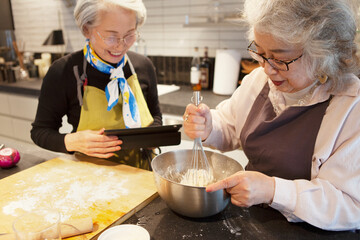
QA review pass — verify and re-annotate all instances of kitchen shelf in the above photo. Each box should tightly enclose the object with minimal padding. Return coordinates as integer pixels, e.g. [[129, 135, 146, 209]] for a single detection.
[[183, 14, 245, 28], [183, 21, 241, 28]]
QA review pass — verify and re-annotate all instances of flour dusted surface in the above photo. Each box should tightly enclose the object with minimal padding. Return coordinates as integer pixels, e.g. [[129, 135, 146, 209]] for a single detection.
[[0, 157, 157, 239], [2, 161, 130, 221]]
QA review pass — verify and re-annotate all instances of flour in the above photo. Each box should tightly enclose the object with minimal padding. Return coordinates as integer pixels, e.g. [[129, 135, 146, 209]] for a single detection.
[[180, 169, 214, 187], [2, 164, 130, 221]]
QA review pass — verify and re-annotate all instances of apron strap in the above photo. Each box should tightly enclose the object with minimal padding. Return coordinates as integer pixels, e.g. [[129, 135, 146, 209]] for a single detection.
[[73, 57, 88, 106], [125, 53, 136, 75]]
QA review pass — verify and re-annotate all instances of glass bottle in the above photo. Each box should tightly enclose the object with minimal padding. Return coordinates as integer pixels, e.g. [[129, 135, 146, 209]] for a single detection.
[[190, 47, 201, 91], [200, 46, 212, 89]]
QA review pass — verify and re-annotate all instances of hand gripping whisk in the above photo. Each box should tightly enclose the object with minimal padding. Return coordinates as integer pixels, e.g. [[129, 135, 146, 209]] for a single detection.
[[186, 91, 213, 187]]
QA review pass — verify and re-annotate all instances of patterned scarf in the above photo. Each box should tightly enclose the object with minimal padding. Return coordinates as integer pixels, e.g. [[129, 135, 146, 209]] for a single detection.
[[84, 40, 140, 128]]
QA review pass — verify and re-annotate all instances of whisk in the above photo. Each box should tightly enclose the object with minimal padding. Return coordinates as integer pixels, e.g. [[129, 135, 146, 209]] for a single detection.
[[181, 91, 213, 187]]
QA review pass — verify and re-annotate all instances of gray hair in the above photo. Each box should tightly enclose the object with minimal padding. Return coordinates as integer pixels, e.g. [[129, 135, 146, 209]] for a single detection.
[[243, 0, 360, 91], [74, 0, 146, 35]]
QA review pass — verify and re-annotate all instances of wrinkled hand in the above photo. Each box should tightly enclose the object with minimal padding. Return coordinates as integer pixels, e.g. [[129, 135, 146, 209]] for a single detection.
[[183, 103, 212, 141], [206, 171, 275, 207], [64, 128, 122, 158]]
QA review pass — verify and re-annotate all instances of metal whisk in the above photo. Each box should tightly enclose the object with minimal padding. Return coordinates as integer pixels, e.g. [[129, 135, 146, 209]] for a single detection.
[[188, 91, 213, 187]]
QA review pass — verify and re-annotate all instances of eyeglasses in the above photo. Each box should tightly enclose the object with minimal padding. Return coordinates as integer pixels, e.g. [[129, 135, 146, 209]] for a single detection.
[[247, 41, 303, 71], [97, 31, 139, 47]]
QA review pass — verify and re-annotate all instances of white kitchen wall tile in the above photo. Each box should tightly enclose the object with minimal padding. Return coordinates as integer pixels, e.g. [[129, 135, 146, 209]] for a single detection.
[[163, 0, 191, 7], [144, 1, 163, 8], [189, 0, 211, 7], [163, 7, 189, 15], [131, 41, 161, 52], [164, 39, 190, 48], [163, 30, 190, 41], [219, 30, 247, 39], [140, 23, 163, 31], [163, 15, 189, 24], [146, 7, 163, 15], [11, 0, 247, 57], [162, 23, 186, 30], [140, 31, 163, 40], [144, 16, 163, 24], [161, 48, 192, 57], [145, 47, 165, 56], [187, 30, 220, 41]]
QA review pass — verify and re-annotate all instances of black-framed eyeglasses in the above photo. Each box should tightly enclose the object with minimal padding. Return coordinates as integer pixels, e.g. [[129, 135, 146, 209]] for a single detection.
[[247, 41, 303, 71], [97, 30, 139, 47]]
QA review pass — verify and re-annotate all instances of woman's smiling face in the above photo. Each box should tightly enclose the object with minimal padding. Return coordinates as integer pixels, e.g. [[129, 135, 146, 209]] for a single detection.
[[85, 6, 137, 64], [253, 30, 315, 93]]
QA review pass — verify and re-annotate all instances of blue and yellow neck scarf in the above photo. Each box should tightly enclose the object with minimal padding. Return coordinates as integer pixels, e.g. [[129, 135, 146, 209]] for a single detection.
[[83, 39, 140, 128]]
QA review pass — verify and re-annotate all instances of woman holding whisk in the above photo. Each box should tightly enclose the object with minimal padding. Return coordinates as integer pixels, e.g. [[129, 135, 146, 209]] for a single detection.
[[183, 0, 360, 231]]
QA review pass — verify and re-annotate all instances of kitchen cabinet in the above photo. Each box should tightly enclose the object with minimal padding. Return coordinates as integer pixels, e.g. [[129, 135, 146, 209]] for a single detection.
[[0, 115, 12, 137], [0, 92, 37, 143]]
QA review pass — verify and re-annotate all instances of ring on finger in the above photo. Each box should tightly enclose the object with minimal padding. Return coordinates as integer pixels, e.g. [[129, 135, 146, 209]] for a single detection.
[[184, 114, 189, 122]]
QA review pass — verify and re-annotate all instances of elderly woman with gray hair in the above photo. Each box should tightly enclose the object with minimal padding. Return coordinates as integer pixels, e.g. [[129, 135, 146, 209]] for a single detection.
[[31, 0, 162, 170], [183, 0, 360, 231]]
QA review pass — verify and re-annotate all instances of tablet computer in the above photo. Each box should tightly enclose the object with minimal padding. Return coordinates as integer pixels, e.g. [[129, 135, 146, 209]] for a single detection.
[[104, 124, 182, 149]]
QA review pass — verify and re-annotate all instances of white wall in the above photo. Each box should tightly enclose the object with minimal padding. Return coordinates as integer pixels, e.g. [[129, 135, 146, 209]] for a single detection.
[[11, 0, 249, 58]]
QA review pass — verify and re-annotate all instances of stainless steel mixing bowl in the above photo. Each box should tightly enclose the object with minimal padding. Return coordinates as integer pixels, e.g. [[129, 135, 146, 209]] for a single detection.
[[151, 149, 243, 218]]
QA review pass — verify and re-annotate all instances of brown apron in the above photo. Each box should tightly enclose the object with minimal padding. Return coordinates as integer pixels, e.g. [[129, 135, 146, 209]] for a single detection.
[[240, 83, 330, 180]]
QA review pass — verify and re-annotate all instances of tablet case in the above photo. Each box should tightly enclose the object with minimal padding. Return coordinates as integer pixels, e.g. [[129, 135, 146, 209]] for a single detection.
[[104, 124, 182, 149]]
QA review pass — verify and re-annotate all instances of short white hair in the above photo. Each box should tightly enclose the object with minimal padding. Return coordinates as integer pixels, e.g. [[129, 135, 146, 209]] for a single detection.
[[74, 0, 146, 35]]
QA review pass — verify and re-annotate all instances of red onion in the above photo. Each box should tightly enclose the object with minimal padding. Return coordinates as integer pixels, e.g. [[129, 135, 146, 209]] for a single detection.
[[0, 147, 20, 168]]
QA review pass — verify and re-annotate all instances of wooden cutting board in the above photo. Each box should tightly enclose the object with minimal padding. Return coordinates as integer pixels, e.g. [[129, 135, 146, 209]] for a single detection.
[[0, 157, 158, 239]]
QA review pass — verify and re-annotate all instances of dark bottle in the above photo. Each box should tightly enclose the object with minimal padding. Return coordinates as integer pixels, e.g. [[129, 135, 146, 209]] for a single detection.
[[190, 47, 201, 91], [200, 47, 213, 89]]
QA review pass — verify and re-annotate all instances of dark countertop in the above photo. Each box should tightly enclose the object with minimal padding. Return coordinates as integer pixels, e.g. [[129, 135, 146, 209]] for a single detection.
[[0, 78, 42, 96], [0, 79, 230, 116], [158, 85, 230, 115], [0, 136, 63, 179], [122, 197, 360, 240], [0, 138, 359, 240]]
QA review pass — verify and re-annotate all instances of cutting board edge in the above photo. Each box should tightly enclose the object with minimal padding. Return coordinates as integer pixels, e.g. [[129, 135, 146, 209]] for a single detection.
[[90, 192, 159, 239]]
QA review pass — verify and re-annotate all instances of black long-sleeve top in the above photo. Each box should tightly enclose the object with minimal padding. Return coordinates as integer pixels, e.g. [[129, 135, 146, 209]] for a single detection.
[[31, 50, 162, 153]]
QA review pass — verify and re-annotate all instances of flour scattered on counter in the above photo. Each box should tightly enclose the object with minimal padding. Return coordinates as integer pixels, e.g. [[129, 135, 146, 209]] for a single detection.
[[222, 209, 243, 236], [223, 219, 242, 236], [2, 163, 130, 221], [181, 231, 203, 239], [3, 197, 39, 215]]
